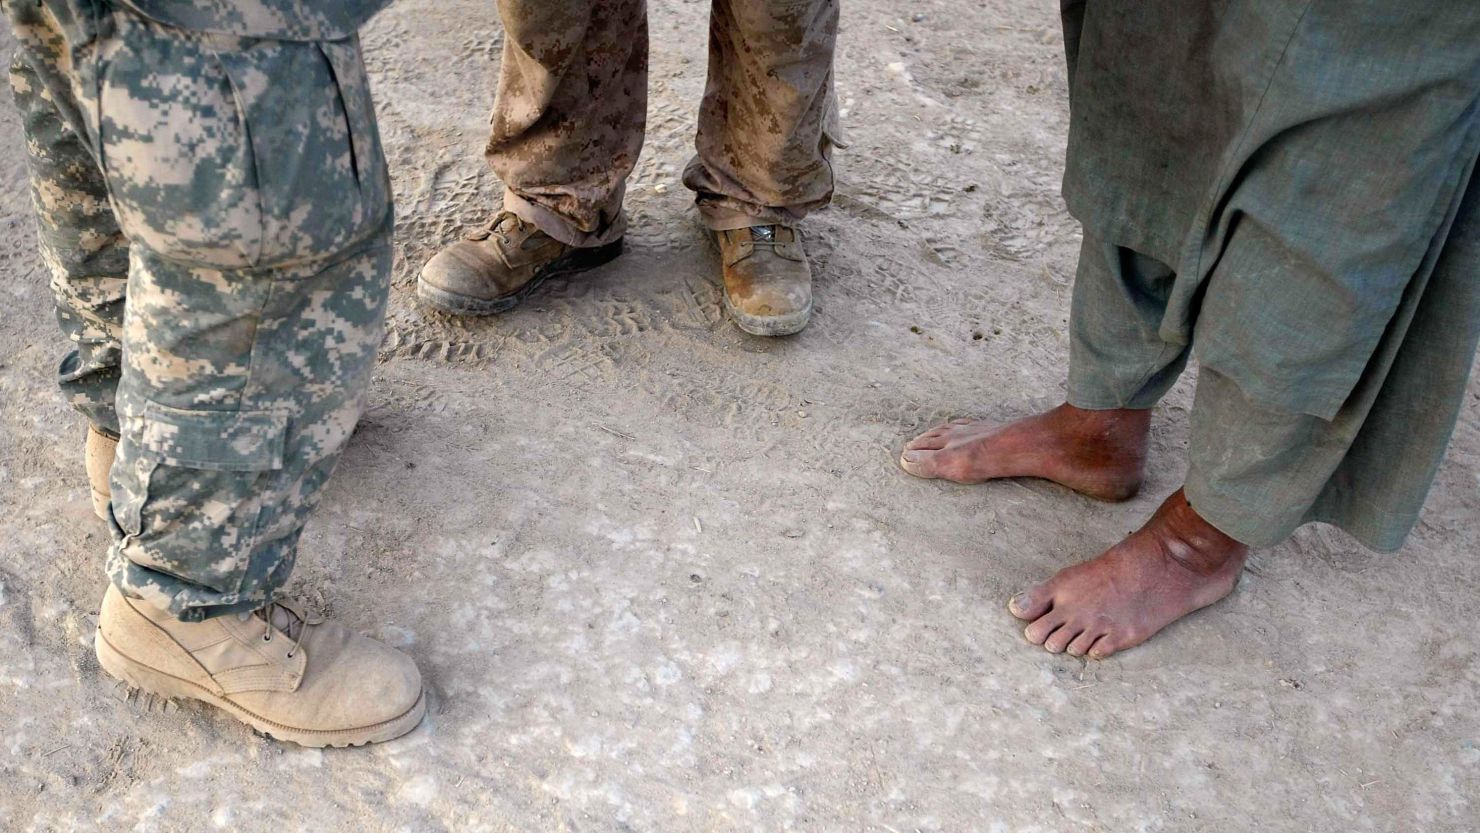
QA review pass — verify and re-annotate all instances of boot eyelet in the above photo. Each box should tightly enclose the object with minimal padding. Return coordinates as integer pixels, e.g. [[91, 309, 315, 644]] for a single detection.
[[262, 633, 272, 643]]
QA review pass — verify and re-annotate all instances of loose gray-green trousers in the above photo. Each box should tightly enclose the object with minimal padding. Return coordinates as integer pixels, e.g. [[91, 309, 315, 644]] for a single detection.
[[1061, 0, 1480, 550]]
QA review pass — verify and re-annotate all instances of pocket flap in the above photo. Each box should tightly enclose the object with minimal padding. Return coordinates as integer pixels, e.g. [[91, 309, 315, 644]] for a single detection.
[[140, 402, 288, 472]]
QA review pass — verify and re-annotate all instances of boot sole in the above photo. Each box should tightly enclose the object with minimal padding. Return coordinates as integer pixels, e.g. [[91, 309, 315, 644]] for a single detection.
[[95, 628, 426, 748], [416, 237, 624, 316], [723, 294, 813, 337]]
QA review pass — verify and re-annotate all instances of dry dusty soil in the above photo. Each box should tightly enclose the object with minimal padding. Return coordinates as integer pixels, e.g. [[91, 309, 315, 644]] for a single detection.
[[2, 1, 1478, 831]]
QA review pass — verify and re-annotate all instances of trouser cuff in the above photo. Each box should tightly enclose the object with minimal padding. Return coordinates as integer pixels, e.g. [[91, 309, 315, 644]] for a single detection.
[[1064, 389, 1164, 411], [59, 352, 122, 438], [1183, 473, 1288, 549], [502, 188, 626, 249], [695, 196, 799, 231]]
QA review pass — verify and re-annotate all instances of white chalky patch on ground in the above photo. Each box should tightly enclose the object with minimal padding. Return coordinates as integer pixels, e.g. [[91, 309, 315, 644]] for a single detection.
[[397, 774, 438, 807], [278, 748, 324, 769], [378, 624, 417, 647]]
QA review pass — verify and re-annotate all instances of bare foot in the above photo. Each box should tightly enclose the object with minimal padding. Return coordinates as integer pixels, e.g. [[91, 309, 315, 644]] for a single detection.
[[1008, 489, 1249, 659], [899, 403, 1149, 501]]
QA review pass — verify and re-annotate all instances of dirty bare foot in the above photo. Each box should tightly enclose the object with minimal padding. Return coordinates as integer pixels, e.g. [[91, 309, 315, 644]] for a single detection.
[[1008, 488, 1249, 659], [899, 403, 1150, 501]]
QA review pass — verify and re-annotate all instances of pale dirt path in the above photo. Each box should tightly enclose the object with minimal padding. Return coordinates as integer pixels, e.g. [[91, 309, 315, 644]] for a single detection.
[[2, 2, 1477, 831]]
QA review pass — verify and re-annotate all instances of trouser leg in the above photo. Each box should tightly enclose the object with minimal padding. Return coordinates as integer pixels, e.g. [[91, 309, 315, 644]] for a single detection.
[[104, 16, 393, 620], [682, 0, 840, 230], [8, 3, 127, 438], [484, 0, 647, 247], [108, 239, 390, 621], [1066, 233, 1191, 410], [1185, 152, 1480, 552], [1182, 370, 1341, 547], [6, 2, 396, 620]]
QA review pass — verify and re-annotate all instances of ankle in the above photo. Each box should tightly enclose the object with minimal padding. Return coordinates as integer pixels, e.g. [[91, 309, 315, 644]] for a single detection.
[[1151, 490, 1249, 575], [1057, 403, 1151, 438]]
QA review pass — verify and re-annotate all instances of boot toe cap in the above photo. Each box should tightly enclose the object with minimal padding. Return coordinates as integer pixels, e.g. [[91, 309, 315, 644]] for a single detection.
[[729, 285, 811, 317], [261, 627, 424, 734], [420, 243, 502, 296], [321, 639, 424, 730]]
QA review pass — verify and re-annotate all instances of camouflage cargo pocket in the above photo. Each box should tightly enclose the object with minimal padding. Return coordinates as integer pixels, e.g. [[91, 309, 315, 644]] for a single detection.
[[112, 401, 288, 594], [95, 9, 389, 270]]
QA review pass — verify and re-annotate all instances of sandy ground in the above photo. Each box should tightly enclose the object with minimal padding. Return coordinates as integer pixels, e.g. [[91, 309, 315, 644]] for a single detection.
[[3, 1, 1479, 831]]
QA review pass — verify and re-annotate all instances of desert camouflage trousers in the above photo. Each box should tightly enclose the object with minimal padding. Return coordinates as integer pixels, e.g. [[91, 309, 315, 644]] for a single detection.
[[488, 0, 844, 247], [6, 0, 393, 620]]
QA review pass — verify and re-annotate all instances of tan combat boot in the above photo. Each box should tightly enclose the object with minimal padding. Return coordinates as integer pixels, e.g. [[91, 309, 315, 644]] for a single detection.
[[417, 211, 623, 315], [95, 585, 426, 747], [714, 224, 813, 336], [85, 427, 118, 520]]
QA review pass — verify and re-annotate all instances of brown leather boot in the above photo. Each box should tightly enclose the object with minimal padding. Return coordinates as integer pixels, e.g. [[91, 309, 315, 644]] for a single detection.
[[714, 224, 813, 336], [95, 586, 426, 747], [85, 428, 117, 521], [417, 211, 623, 315]]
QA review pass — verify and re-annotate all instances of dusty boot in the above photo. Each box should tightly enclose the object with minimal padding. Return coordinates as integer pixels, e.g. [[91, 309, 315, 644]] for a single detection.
[[714, 224, 813, 336], [85, 428, 117, 521], [417, 211, 623, 315], [95, 586, 426, 748]]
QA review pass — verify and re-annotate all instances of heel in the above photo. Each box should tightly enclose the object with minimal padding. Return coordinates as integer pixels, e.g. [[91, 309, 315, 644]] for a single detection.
[[91, 488, 110, 521], [596, 237, 624, 263], [567, 237, 624, 271], [85, 429, 117, 522]]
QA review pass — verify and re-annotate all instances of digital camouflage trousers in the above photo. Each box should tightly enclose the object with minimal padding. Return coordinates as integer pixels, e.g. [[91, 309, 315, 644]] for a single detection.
[[6, 0, 393, 620]]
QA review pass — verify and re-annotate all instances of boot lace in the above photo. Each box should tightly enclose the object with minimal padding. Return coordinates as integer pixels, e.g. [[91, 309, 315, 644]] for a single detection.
[[467, 211, 526, 245], [256, 599, 321, 660], [742, 225, 795, 249]]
